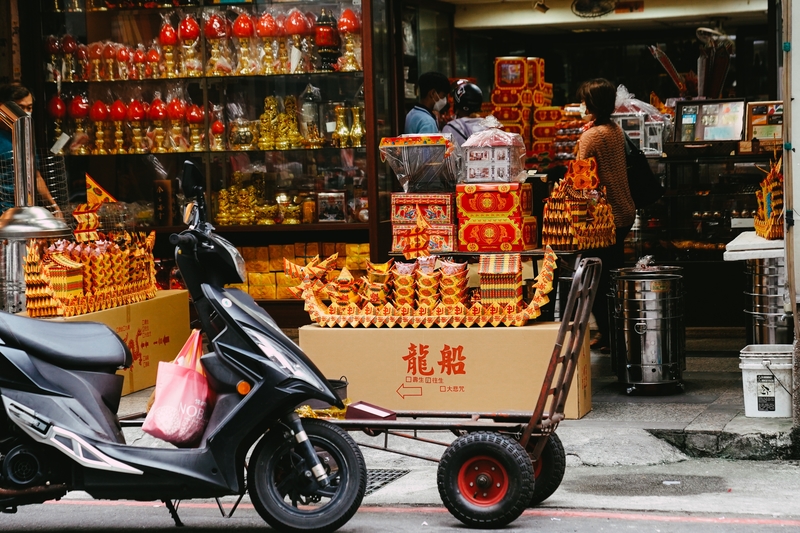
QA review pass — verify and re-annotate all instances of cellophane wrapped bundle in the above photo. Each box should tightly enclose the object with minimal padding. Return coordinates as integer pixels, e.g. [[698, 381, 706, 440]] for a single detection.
[[461, 116, 527, 184], [379, 134, 458, 193]]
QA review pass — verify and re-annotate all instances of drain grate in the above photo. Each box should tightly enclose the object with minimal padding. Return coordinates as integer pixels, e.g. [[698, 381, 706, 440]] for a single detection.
[[365, 469, 411, 496]]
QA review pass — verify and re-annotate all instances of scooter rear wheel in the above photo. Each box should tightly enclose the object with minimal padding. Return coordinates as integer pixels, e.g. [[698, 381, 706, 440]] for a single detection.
[[248, 418, 366, 533]]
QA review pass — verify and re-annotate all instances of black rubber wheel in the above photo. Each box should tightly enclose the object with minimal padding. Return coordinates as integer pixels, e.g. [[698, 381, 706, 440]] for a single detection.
[[529, 433, 566, 506], [437, 432, 534, 529], [248, 418, 366, 533]]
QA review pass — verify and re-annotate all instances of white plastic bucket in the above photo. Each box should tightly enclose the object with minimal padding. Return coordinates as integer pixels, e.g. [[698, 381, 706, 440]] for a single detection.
[[739, 344, 793, 418]]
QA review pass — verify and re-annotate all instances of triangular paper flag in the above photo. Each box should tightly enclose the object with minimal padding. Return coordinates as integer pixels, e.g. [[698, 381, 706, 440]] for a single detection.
[[85, 173, 117, 205]]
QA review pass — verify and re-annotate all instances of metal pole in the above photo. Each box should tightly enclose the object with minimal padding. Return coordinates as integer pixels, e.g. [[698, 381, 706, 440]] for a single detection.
[[782, 0, 800, 444]]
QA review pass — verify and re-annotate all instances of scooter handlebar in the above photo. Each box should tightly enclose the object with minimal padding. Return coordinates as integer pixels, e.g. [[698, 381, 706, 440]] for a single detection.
[[169, 233, 197, 248]]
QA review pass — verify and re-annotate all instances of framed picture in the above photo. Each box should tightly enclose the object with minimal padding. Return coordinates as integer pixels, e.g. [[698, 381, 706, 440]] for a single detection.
[[674, 99, 746, 142], [746, 101, 783, 144], [318, 191, 347, 223]]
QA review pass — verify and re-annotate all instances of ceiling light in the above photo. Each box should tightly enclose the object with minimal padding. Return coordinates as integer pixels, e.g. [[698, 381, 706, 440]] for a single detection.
[[533, 1, 550, 13]]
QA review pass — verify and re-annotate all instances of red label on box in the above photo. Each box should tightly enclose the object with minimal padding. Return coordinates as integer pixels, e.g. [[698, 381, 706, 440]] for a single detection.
[[527, 57, 544, 89], [457, 216, 537, 252], [391, 193, 454, 224], [534, 106, 563, 124], [392, 224, 455, 253], [493, 107, 523, 122], [456, 183, 532, 219], [532, 122, 557, 140]]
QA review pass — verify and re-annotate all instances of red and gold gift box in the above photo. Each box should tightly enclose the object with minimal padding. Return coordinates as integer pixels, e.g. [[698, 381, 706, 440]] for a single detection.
[[532, 141, 554, 154], [457, 216, 538, 252], [390, 193, 454, 225], [492, 106, 523, 122], [534, 106, 563, 123], [391, 224, 455, 253], [540, 82, 554, 98], [491, 88, 522, 107], [494, 57, 527, 89], [533, 90, 552, 108], [532, 122, 558, 140], [527, 57, 545, 89], [500, 123, 525, 136], [457, 182, 533, 219]]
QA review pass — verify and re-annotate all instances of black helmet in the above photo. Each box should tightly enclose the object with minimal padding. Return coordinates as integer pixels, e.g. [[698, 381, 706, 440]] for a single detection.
[[453, 82, 483, 114]]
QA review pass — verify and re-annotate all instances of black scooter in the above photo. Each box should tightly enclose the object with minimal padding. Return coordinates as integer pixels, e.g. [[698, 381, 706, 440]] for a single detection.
[[0, 161, 366, 532]]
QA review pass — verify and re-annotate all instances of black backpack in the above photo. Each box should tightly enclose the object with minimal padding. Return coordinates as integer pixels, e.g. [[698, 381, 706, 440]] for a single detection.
[[623, 132, 664, 209]]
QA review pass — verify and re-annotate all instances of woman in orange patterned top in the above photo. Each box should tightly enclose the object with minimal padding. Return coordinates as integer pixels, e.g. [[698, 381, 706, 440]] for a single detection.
[[577, 78, 634, 353]]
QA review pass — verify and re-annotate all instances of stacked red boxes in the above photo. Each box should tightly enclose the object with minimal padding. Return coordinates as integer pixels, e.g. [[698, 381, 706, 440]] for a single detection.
[[491, 57, 530, 146], [390, 193, 456, 253], [552, 106, 587, 163], [456, 183, 537, 252]]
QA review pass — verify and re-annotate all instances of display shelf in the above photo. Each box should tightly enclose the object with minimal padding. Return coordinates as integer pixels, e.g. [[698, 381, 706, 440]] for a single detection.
[[60, 146, 367, 157], [216, 223, 369, 233]]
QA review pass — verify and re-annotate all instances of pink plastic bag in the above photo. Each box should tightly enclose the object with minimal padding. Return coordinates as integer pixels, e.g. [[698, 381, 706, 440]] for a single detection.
[[142, 330, 210, 447]]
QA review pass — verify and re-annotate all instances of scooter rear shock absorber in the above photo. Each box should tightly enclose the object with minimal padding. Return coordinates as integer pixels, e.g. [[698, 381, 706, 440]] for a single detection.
[[283, 413, 330, 487]]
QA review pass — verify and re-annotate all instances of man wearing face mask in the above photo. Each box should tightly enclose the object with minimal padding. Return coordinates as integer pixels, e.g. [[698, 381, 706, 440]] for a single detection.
[[404, 71, 451, 134], [0, 83, 62, 216]]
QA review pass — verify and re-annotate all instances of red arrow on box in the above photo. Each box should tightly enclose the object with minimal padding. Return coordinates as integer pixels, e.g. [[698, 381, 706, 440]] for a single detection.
[[396, 383, 422, 398]]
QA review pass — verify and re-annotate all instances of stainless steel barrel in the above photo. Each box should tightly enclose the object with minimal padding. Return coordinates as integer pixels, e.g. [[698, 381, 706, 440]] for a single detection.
[[610, 268, 685, 388], [744, 258, 792, 345], [0, 240, 27, 314]]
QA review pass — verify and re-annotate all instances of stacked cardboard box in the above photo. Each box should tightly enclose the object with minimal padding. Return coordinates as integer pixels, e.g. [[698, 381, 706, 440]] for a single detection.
[[456, 183, 537, 252], [234, 242, 369, 300], [390, 193, 456, 253]]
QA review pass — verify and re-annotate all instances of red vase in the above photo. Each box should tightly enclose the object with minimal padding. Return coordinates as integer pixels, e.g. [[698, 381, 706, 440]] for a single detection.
[[167, 98, 186, 121], [160, 23, 178, 47], [204, 13, 228, 39], [109, 100, 127, 121], [233, 13, 255, 38], [69, 95, 89, 119], [89, 100, 109, 122], [338, 9, 361, 34], [178, 15, 200, 41], [126, 100, 146, 121]]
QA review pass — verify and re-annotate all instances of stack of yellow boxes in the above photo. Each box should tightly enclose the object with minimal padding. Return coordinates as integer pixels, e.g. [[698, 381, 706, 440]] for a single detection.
[[233, 242, 370, 300]]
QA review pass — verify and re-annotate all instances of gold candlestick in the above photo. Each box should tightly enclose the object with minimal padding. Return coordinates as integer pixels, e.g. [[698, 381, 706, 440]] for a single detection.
[[261, 40, 275, 75], [129, 121, 148, 154], [92, 121, 107, 155], [235, 38, 255, 75], [170, 122, 185, 152], [72, 119, 89, 155], [275, 39, 290, 74], [211, 133, 225, 151], [258, 97, 277, 150], [349, 106, 364, 148], [90, 59, 102, 81], [64, 54, 76, 82], [105, 58, 116, 81], [284, 95, 304, 149], [111, 120, 125, 154], [52, 119, 65, 155], [291, 35, 306, 73], [206, 39, 224, 76], [182, 41, 201, 77], [189, 123, 203, 152], [152, 120, 167, 153], [332, 106, 350, 147], [163, 46, 176, 79], [340, 34, 361, 72]]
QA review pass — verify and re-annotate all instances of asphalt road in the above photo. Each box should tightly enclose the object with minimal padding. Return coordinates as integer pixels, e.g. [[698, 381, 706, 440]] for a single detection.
[[1, 499, 799, 532]]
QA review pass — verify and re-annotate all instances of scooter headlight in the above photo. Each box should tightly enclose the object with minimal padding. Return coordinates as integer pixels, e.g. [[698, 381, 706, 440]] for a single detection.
[[212, 234, 246, 282], [243, 327, 324, 390]]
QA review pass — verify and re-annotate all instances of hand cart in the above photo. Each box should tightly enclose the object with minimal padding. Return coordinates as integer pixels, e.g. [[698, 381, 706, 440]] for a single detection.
[[329, 257, 602, 528]]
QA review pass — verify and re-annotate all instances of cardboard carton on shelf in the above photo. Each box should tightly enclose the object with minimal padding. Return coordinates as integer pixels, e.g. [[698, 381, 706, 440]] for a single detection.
[[36, 290, 191, 396]]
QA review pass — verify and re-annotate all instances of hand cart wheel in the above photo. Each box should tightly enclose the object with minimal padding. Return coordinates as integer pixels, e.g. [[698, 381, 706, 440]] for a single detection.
[[437, 432, 534, 528], [528, 433, 566, 506]]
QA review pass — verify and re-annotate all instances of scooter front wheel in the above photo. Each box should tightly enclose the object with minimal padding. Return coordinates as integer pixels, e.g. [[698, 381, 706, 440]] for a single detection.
[[248, 418, 366, 533]]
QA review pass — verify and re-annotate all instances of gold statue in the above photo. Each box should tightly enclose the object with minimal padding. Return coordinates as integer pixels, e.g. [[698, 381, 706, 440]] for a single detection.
[[283, 96, 305, 149], [258, 96, 278, 150]]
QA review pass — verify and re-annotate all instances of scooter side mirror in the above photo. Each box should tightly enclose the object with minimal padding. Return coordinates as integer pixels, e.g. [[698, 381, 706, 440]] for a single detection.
[[181, 160, 205, 198]]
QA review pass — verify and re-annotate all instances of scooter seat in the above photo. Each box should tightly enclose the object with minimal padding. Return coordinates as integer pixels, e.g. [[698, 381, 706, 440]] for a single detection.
[[0, 312, 132, 371]]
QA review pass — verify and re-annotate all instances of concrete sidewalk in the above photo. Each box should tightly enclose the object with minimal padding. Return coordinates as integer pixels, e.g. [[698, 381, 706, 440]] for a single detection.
[[114, 327, 800, 517]]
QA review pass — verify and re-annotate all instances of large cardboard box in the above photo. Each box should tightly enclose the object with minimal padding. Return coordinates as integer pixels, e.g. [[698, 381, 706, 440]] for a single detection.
[[47, 290, 191, 395], [390, 193, 455, 225], [299, 322, 591, 419]]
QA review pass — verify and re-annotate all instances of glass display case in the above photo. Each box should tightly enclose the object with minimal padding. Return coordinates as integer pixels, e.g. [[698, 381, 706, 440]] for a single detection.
[[31, 0, 395, 324], [630, 152, 774, 327]]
